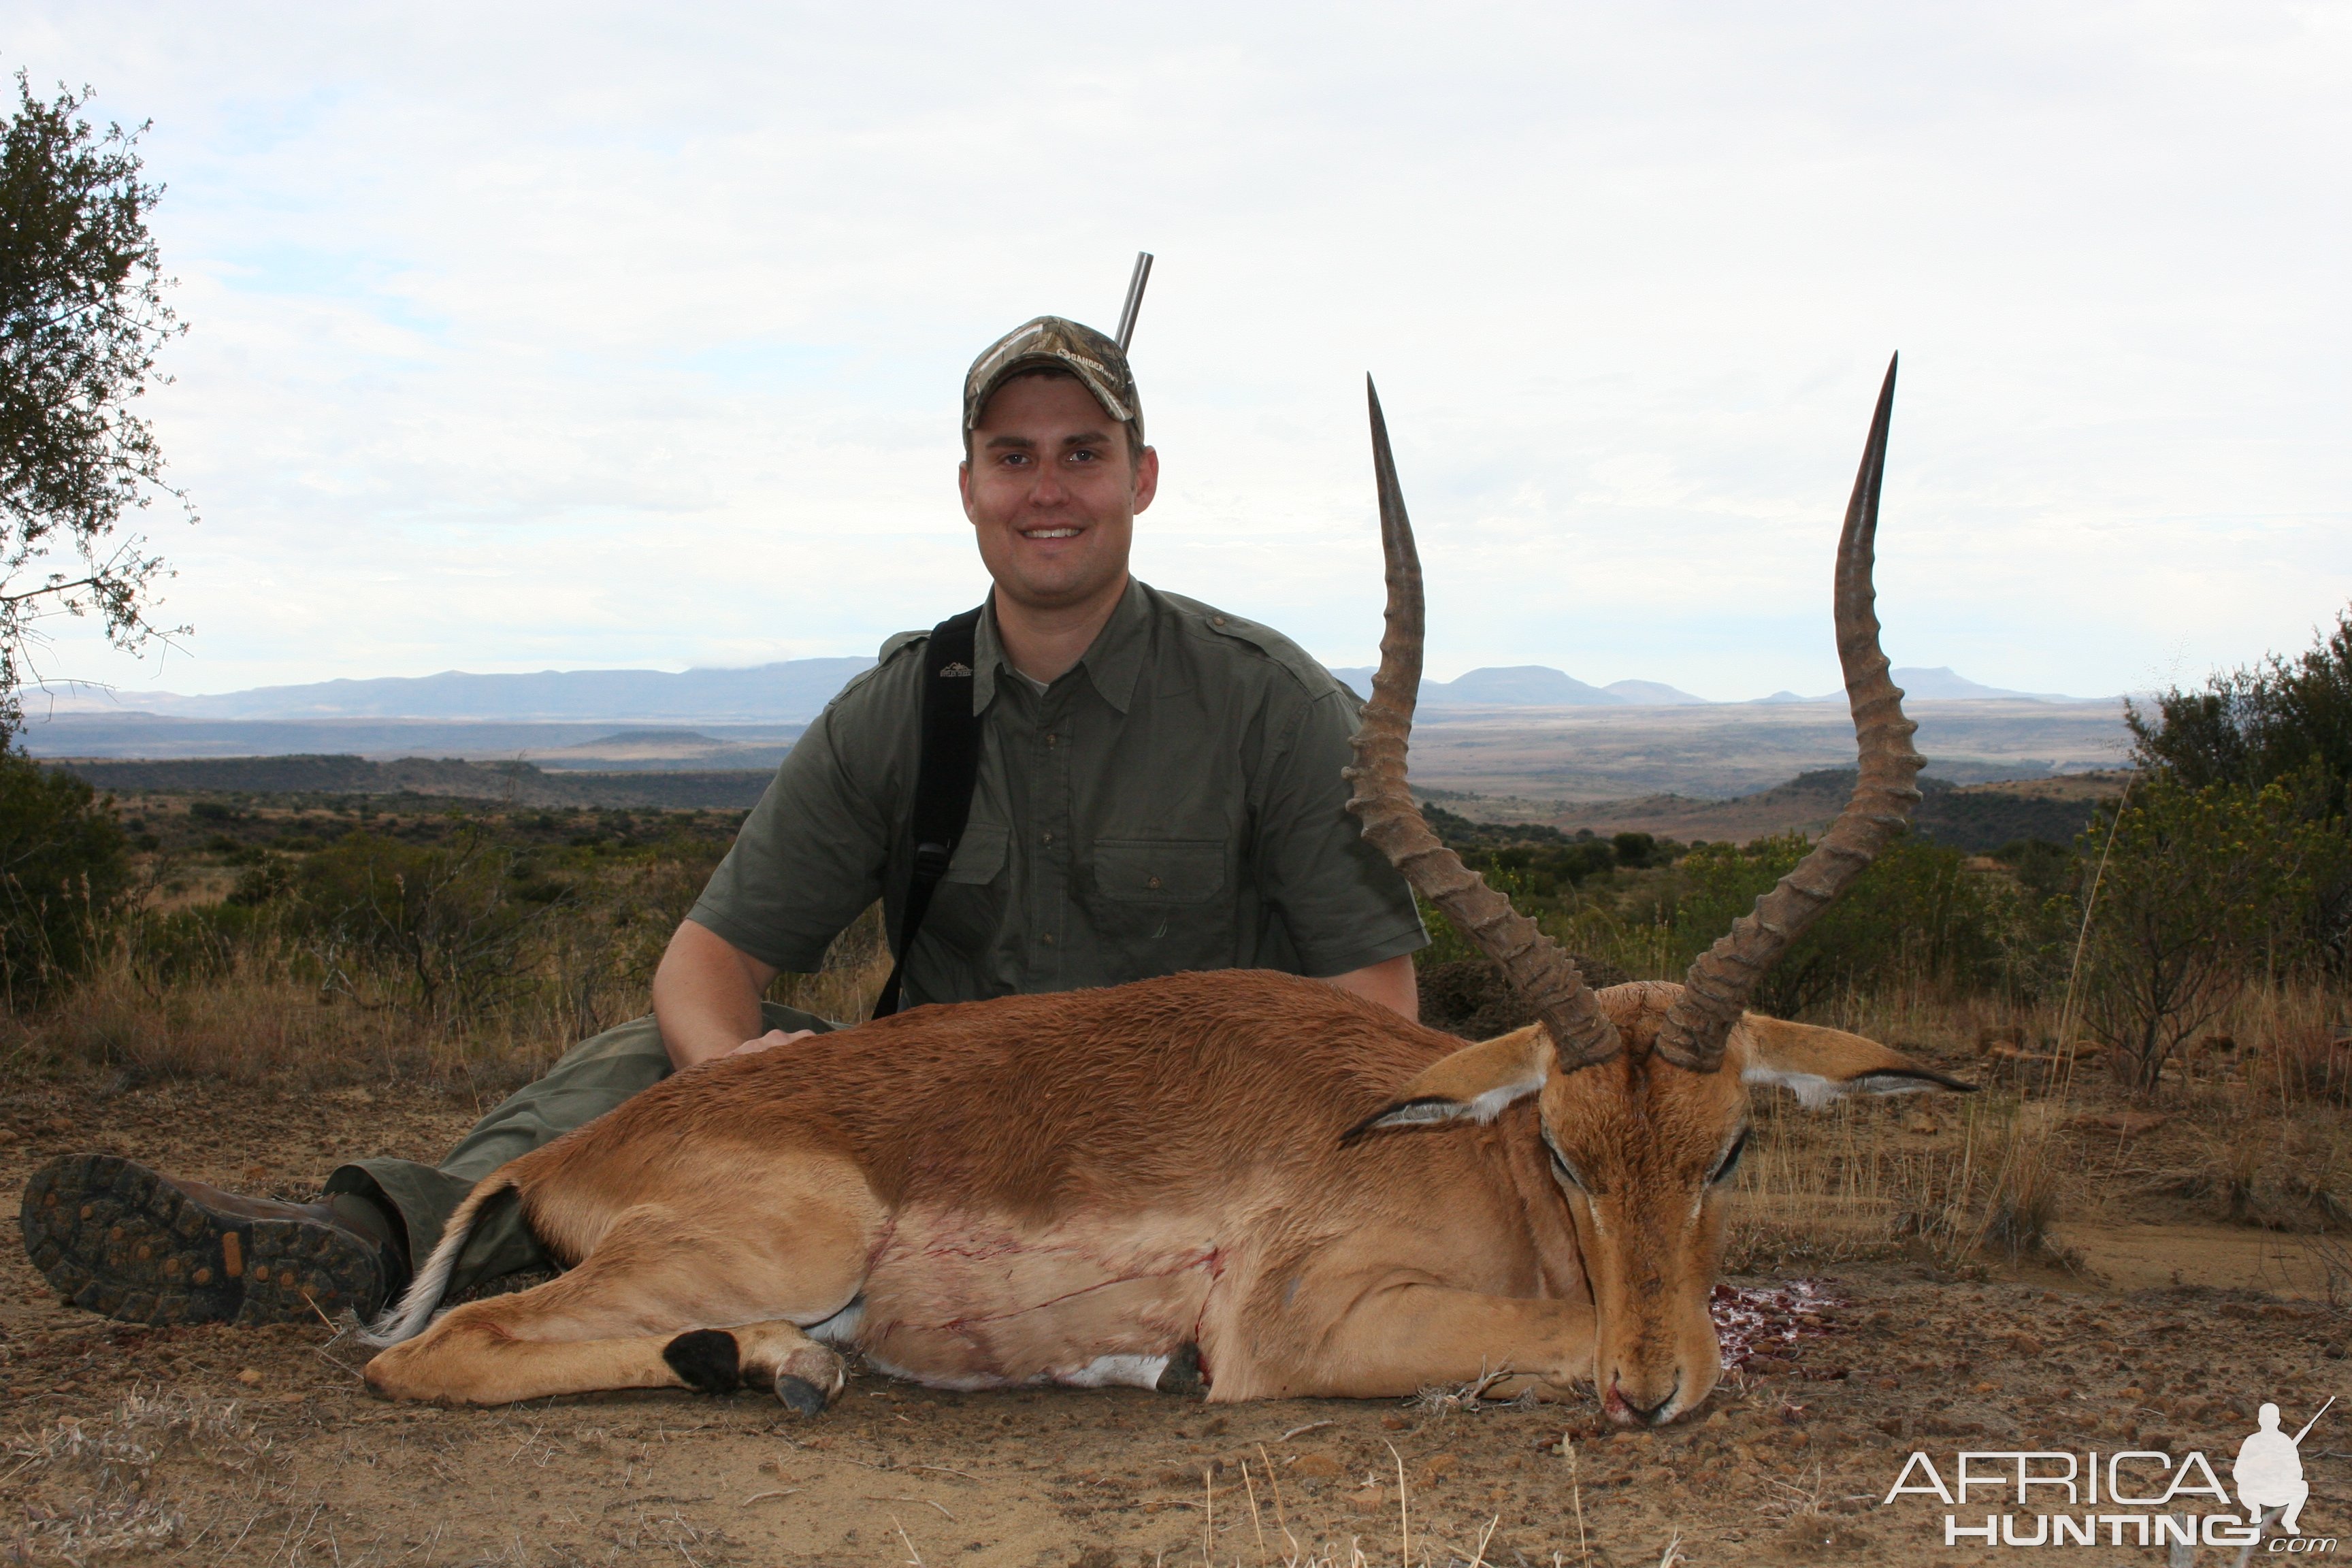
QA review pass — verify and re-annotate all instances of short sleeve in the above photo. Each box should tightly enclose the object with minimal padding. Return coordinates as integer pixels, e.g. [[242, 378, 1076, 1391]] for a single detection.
[[1250, 687, 1428, 977], [687, 689, 902, 974]]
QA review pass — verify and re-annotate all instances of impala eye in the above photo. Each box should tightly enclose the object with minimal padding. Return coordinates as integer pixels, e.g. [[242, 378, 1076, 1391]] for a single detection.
[[1542, 1133, 1586, 1191], [1710, 1130, 1750, 1186]]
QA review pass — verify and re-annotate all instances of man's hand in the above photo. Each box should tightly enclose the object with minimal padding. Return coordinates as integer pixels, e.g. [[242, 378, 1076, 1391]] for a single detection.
[[1326, 953, 1419, 1022], [653, 919, 782, 1068], [727, 1028, 817, 1058]]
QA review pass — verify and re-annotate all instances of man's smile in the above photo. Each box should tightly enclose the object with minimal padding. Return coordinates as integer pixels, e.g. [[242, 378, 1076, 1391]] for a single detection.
[[1020, 525, 1083, 540]]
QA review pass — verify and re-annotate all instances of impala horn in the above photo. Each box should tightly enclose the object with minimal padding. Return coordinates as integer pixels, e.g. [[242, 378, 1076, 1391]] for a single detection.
[[1345, 378, 1623, 1071], [1652, 354, 1924, 1075]]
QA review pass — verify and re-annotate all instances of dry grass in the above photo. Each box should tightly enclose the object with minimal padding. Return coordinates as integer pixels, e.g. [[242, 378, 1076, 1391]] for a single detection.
[[0, 902, 893, 1094], [1722, 975, 2352, 1283], [3, 1390, 280, 1563]]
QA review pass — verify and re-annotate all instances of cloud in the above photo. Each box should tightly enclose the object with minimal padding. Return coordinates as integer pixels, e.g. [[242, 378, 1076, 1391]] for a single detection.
[[12, 0, 2350, 702]]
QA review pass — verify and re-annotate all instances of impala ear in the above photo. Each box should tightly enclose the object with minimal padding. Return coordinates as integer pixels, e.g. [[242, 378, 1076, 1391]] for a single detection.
[[1733, 1014, 1976, 1109], [1343, 1025, 1550, 1143]]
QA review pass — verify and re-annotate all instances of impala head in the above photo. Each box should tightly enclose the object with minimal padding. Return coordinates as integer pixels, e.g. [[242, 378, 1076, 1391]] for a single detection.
[[1343, 360, 1973, 1426]]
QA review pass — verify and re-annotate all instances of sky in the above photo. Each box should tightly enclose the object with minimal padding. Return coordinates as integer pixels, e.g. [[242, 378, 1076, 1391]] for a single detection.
[[9, 1, 2349, 702]]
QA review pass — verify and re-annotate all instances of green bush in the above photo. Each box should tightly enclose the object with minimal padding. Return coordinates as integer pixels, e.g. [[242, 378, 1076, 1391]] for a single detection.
[[0, 754, 130, 1002], [1671, 830, 2001, 1017], [2076, 774, 2346, 1090], [129, 901, 268, 990], [293, 828, 556, 1015]]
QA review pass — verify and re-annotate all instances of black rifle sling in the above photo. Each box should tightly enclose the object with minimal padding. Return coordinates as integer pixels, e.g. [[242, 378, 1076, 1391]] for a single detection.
[[872, 606, 986, 1018]]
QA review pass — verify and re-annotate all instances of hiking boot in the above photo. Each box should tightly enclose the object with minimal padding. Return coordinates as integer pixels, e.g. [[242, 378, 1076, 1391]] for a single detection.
[[20, 1154, 399, 1326]]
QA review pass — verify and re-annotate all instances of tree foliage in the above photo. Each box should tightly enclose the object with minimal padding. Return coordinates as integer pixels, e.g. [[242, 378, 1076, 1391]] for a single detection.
[[0, 74, 189, 736], [2128, 608, 2352, 817]]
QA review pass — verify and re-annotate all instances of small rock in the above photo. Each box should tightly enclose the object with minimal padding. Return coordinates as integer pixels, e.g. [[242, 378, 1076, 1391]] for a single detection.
[[1418, 1453, 1458, 1484], [1346, 1486, 1386, 1514], [1381, 1413, 1408, 1430], [236, 1367, 261, 1386], [1290, 1452, 1342, 1479]]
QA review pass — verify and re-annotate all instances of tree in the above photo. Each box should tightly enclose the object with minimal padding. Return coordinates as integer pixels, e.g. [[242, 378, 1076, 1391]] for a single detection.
[[0, 74, 190, 738]]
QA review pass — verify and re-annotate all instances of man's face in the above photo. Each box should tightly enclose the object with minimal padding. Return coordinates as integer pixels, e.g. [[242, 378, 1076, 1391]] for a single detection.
[[960, 372, 1158, 614]]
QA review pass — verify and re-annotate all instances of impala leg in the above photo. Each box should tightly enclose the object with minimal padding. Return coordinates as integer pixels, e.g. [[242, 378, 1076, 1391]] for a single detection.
[[367, 1307, 846, 1407], [363, 1200, 864, 1410], [1227, 1283, 1597, 1402]]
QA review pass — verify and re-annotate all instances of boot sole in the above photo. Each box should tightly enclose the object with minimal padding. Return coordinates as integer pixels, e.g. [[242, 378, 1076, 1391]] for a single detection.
[[20, 1154, 386, 1326]]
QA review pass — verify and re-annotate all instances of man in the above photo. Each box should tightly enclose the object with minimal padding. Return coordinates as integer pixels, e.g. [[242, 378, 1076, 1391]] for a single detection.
[[2234, 1402, 2311, 1534], [22, 316, 1427, 1330]]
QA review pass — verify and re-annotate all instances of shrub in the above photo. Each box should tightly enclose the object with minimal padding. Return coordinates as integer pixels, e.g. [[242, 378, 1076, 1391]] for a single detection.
[[1671, 830, 2001, 1017], [0, 753, 130, 1002], [2076, 774, 2347, 1092], [128, 902, 268, 990], [292, 828, 555, 1017]]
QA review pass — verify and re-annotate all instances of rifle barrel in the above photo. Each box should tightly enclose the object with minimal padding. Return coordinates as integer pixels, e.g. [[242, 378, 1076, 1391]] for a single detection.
[[1115, 252, 1154, 351], [2293, 1395, 2336, 1446]]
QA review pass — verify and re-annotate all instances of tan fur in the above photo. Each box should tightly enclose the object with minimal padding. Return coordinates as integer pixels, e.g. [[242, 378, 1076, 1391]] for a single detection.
[[361, 970, 1964, 1423]]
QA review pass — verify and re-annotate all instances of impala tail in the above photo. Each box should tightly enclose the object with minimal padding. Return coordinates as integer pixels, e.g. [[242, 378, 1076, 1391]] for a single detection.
[[358, 1171, 521, 1348]]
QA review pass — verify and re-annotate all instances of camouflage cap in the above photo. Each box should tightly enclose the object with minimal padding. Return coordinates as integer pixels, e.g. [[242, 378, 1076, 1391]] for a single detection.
[[963, 316, 1144, 445]]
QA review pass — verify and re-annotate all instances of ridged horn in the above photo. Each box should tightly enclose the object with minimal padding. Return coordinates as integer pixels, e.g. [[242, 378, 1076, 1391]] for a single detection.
[[1653, 354, 1924, 1074], [1345, 377, 1623, 1071]]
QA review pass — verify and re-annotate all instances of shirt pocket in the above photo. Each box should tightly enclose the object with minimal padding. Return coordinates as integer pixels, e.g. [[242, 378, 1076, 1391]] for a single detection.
[[1086, 837, 1237, 974], [1092, 839, 1226, 905]]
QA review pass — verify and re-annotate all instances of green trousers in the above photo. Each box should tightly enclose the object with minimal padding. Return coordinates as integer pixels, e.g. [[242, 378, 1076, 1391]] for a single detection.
[[325, 1002, 836, 1297]]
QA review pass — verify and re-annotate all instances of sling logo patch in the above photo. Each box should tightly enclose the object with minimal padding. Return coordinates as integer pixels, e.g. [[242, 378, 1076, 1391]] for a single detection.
[[938, 662, 973, 678]]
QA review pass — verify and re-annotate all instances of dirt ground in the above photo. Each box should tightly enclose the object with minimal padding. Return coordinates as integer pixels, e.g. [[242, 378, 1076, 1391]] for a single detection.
[[5, 1077, 2348, 1567]]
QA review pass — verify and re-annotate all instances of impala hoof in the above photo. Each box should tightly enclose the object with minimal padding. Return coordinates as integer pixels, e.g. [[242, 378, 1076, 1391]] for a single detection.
[[771, 1343, 846, 1415], [775, 1373, 826, 1415]]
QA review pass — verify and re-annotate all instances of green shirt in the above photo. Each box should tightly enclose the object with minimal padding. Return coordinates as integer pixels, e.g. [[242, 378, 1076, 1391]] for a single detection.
[[689, 578, 1426, 1007]]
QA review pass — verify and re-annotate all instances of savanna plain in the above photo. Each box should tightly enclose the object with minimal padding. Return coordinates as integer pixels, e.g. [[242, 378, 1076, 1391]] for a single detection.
[[6, 708, 2351, 1565]]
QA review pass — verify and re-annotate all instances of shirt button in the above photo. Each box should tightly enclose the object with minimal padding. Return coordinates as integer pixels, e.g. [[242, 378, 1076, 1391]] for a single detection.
[[1042, 831, 1054, 844], [1212, 615, 1226, 625], [1046, 734, 1058, 748], [1147, 875, 1162, 889], [1041, 932, 1056, 945]]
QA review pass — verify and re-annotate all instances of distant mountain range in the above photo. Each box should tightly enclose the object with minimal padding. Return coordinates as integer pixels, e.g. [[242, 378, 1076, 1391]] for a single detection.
[[1326, 664, 2087, 707], [35, 658, 2094, 729], [1324, 666, 1712, 706], [46, 659, 876, 725]]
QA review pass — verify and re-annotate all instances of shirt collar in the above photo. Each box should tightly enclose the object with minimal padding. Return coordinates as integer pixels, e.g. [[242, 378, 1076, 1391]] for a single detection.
[[970, 577, 1151, 717]]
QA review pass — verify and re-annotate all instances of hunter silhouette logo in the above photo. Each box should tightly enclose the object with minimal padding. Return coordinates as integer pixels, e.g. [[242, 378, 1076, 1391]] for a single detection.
[[1882, 1396, 2338, 1550], [2238, 1398, 2332, 1535]]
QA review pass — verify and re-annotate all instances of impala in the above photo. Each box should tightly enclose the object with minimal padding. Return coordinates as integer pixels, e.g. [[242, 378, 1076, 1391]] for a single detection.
[[361, 358, 1968, 1426]]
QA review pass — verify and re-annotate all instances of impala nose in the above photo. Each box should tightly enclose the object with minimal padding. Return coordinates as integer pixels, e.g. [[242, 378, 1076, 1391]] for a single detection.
[[1605, 1375, 1679, 1427]]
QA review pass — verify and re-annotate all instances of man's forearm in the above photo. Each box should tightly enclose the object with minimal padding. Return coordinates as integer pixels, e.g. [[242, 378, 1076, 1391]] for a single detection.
[[652, 919, 781, 1068]]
